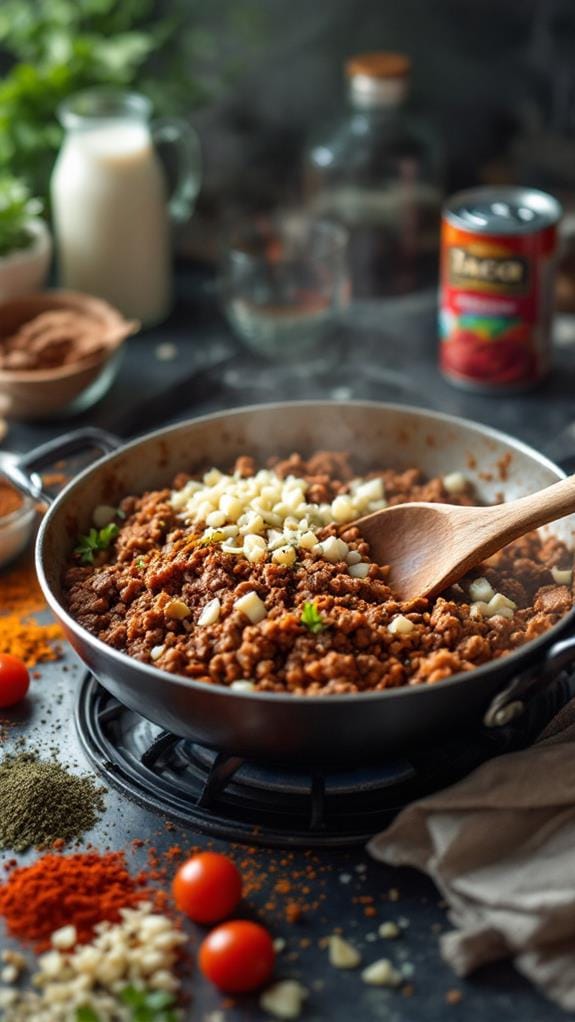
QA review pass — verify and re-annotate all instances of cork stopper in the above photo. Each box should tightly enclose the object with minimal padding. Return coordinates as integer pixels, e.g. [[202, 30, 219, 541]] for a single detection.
[[345, 52, 411, 81], [345, 52, 411, 107]]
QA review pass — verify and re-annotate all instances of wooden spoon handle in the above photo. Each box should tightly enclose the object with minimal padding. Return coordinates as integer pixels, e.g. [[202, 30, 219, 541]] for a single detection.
[[480, 473, 575, 550]]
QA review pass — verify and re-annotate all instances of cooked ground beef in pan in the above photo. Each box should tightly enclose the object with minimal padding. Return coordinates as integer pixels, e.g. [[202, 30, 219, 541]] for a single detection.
[[63, 452, 574, 695]]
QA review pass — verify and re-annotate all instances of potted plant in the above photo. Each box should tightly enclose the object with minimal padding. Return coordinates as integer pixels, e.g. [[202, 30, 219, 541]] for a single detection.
[[0, 177, 51, 301]]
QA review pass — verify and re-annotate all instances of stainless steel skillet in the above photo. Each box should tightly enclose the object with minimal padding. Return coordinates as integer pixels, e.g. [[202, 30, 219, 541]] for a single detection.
[[15, 401, 575, 765]]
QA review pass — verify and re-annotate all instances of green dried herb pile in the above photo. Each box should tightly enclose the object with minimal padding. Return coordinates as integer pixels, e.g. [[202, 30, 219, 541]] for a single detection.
[[0, 753, 105, 852]]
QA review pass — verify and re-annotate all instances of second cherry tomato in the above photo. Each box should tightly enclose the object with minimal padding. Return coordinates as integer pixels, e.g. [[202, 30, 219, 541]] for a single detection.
[[0, 653, 30, 708], [199, 920, 275, 993], [172, 852, 242, 924]]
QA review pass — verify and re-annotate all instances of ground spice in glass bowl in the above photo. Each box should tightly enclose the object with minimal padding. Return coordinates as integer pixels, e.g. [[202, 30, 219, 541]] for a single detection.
[[0, 476, 35, 569]]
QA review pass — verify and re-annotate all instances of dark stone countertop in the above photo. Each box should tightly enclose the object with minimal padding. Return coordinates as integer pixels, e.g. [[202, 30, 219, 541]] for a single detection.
[[1, 267, 573, 1021]]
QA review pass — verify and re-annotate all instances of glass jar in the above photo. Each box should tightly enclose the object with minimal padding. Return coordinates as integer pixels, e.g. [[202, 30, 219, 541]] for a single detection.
[[51, 89, 201, 326], [304, 52, 443, 298]]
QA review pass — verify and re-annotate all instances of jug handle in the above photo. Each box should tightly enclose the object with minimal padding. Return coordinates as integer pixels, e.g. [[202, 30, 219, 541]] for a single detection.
[[152, 117, 202, 224]]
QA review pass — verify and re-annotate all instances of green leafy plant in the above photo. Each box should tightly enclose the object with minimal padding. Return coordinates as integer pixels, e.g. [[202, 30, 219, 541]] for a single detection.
[[0, 175, 41, 256], [300, 600, 326, 634], [0, 0, 266, 203], [74, 522, 119, 564]]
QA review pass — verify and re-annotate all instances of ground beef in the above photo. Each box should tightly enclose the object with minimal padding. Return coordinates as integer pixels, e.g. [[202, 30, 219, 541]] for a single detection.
[[62, 453, 574, 695]]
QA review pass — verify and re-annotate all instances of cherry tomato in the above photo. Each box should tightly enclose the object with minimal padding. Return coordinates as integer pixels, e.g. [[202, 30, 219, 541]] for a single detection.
[[199, 920, 275, 993], [0, 653, 29, 708], [172, 852, 242, 924]]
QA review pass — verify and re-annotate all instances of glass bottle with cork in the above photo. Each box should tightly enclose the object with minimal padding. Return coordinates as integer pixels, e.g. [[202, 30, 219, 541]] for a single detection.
[[304, 52, 443, 298]]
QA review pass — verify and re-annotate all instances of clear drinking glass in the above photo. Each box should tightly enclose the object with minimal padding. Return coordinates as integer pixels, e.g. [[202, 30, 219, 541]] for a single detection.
[[219, 214, 350, 373]]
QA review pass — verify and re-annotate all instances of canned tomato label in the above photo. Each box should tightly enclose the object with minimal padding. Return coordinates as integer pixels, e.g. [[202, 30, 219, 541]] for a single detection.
[[439, 187, 562, 392]]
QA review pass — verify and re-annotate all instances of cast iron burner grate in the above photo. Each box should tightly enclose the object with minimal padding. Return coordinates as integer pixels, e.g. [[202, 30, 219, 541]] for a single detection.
[[75, 672, 575, 848]]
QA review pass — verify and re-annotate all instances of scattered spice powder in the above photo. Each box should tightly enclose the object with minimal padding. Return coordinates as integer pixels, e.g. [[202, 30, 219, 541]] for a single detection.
[[0, 753, 105, 852], [0, 850, 152, 949], [0, 554, 62, 665]]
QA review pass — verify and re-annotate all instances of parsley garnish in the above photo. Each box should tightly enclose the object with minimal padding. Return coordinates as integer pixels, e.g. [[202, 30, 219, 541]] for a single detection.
[[136, 558, 145, 568], [76, 1008, 101, 1022], [74, 523, 120, 565], [198, 530, 225, 546], [76, 989, 178, 1022], [121, 987, 178, 1021], [301, 600, 326, 634]]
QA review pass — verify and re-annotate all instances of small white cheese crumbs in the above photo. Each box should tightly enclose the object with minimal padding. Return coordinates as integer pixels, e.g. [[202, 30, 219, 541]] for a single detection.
[[260, 980, 308, 1020], [164, 598, 191, 620], [379, 921, 400, 939], [272, 545, 297, 566], [552, 566, 573, 585], [1, 964, 18, 984], [150, 644, 165, 661], [443, 472, 467, 495], [339, 873, 352, 884], [51, 925, 77, 950], [230, 680, 256, 693], [348, 562, 369, 579], [1, 950, 26, 970], [328, 935, 361, 969], [361, 958, 403, 987], [468, 576, 495, 603], [198, 597, 221, 626], [470, 592, 516, 620], [0, 989, 18, 1008], [234, 590, 267, 624], [170, 466, 387, 567], [316, 536, 349, 563], [92, 504, 118, 529], [487, 592, 516, 613], [331, 495, 356, 523], [273, 937, 286, 953], [388, 614, 415, 636]]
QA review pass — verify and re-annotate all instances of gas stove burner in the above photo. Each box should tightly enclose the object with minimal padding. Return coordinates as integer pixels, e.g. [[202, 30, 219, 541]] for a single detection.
[[75, 672, 575, 848]]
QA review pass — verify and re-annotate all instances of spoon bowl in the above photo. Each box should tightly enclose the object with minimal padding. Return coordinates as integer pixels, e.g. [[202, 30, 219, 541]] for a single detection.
[[356, 474, 575, 602]]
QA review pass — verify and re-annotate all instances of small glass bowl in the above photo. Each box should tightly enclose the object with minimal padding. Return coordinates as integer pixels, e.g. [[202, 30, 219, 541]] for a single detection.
[[0, 491, 36, 569]]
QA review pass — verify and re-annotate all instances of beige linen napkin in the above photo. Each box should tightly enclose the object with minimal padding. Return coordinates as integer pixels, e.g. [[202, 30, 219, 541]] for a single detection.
[[367, 700, 575, 1012]]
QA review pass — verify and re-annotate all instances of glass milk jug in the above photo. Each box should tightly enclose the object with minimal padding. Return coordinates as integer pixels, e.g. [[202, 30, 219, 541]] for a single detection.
[[51, 89, 200, 325]]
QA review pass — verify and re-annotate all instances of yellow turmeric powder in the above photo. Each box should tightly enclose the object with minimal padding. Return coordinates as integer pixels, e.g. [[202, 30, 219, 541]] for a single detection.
[[0, 554, 62, 666]]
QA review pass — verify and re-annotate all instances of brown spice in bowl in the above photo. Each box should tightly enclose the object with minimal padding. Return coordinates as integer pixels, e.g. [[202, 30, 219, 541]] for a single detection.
[[0, 310, 108, 371], [0, 477, 24, 518]]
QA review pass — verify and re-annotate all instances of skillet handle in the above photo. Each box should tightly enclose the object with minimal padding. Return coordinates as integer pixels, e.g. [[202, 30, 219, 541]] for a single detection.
[[483, 634, 575, 727], [0, 428, 121, 505]]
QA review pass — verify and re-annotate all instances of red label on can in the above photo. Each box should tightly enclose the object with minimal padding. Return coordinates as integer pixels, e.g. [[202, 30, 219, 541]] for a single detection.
[[440, 220, 558, 390]]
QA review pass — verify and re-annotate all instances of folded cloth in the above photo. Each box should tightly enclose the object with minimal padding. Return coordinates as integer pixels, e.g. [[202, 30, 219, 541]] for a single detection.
[[367, 699, 575, 1012]]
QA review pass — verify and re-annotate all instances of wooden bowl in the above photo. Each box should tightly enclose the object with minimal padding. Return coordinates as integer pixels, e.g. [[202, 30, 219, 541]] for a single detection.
[[0, 290, 139, 420]]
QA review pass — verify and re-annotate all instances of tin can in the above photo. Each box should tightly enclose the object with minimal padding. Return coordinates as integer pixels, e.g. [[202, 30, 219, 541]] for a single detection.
[[439, 186, 562, 392]]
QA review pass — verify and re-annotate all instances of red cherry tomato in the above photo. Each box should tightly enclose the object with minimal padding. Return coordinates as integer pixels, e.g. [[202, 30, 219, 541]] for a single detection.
[[172, 852, 242, 924], [199, 920, 275, 993], [0, 653, 29, 708]]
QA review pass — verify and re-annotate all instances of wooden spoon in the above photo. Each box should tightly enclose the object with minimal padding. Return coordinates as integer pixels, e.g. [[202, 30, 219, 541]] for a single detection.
[[355, 476, 575, 602]]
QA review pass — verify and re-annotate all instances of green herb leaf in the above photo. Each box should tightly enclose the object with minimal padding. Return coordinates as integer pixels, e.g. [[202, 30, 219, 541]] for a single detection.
[[198, 530, 225, 546], [120, 986, 178, 1021], [300, 600, 326, 634], [136, 557, 145, 568], [74, 523, 119, 564], [76, 1007, 101, 1022]]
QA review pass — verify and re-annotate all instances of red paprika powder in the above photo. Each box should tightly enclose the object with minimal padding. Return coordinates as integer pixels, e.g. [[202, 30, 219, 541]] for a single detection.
[[0, 850, 151, 949]]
